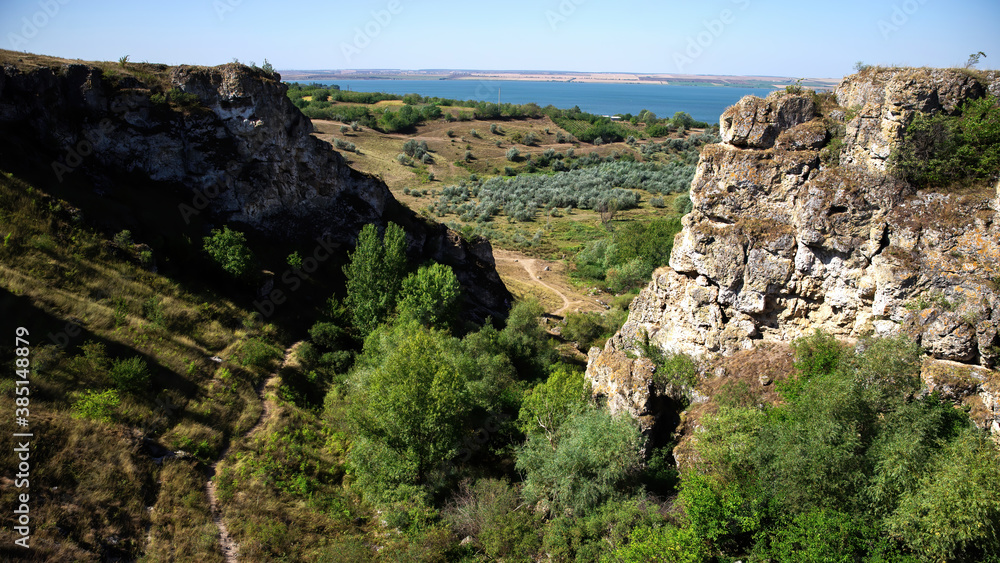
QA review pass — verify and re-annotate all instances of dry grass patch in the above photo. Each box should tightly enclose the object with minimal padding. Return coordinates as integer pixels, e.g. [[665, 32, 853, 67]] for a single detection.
[[144, 460, 226, 563]]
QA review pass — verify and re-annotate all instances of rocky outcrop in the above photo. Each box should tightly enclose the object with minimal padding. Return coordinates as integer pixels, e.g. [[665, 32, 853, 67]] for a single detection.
[[837, 68, 1000, 174], [0, 51, 510, 321], [720, 91, 817, 149], [587, 68, 1000, 434]]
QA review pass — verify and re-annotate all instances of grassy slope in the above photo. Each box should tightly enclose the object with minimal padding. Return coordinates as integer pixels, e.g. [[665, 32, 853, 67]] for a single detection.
[[0, 171, 355, 561], [311, 107, 692, 261]]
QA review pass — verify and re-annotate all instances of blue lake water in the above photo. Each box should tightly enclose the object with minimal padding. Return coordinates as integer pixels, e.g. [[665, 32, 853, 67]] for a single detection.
[[305, 79, 779, 124]]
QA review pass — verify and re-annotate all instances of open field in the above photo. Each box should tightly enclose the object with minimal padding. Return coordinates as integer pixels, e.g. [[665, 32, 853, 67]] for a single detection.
[[310, 108, 692, 316]]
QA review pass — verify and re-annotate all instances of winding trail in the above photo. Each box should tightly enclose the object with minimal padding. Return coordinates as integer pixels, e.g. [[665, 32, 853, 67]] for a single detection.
[[518, 256, 572, 316], [205, 344, 297, 563], [493, 249, 603, 318]]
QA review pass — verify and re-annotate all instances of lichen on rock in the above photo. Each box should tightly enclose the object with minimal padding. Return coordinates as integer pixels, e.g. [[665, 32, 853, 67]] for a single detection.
[[587, 68, 1000, 437]]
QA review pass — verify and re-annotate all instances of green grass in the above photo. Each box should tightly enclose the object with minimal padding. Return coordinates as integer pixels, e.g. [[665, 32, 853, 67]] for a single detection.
[[0, 171, 289, 560]]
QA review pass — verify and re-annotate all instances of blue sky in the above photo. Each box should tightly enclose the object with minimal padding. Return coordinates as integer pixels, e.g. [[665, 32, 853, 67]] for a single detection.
[[2, 0, 998, 78]]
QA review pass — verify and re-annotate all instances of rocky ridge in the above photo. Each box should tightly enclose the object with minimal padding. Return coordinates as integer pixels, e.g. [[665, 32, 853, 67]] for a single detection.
[[0, 51, 510, 320], [587, 68, 1000, 436]]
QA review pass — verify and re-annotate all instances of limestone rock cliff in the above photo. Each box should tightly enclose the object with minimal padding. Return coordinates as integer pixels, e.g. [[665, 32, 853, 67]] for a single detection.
[[0, 51, 510, 320], [588, 68, 1000, 435]]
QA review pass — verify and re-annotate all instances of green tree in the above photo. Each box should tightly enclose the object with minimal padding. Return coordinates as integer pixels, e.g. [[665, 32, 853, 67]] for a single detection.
[[203, 226, 255, 278], [517, 366, 590, 442], [348, 322, 471, 503], [517, 407, 643, 516], [498, 299, 556, 379], [397, 263, 461, 329], [343, 222, 407, 336], [885, 429, 1000, 561]]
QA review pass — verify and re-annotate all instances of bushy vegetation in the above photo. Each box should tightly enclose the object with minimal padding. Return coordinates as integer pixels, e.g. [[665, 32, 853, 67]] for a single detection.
[[623, 331, 1000, 563], [342, 222, 407, 336], [430, 161, 693, 224], [574, 217, 684, 292], [890, 95, 1000, 187], [203, 225, 256, 279], [5, 158, 999, 562]]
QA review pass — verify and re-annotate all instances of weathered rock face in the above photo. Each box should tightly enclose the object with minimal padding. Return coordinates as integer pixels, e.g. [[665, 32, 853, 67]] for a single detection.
[[0, 52, 510, 321], [588, 68, 1000, 434], [720, 92, 817, 149], [837, 68, 1000, 174]]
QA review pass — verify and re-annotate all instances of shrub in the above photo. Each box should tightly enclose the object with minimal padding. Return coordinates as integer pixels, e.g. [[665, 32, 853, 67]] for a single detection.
[[608, 524, 706, 563], [236, 337, 283, 370], [332, 138, 356, 152], [506, 147, 520, 161], [649, 196, 665, 208], [640, 333, 698, 392], [517, 366, 590, 439], [792, 329, 845, 380], [674, 193, 692, 214], [752, 509, 890, 562], [113, 229, 133, 248], [517, 408, 643, 516], [141, 297, 165, 327], [890, 95, 1000, 187], [562, 311, 620, 351], [884, 429, 1000, 561], [203, 226, 255, 279], [606, 258, 652, 293], [524, 131, 539, 146], [443, 478, 540, 560], [72, 389, 120, 422]]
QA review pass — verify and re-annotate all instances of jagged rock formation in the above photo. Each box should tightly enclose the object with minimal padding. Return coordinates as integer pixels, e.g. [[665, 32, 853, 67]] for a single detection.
[[588, 68, 1000, 435], [0, 51, 510, 320]]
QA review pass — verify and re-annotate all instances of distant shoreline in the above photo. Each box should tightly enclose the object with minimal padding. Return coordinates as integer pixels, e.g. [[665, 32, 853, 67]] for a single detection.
[[278, 69, 840, 90]]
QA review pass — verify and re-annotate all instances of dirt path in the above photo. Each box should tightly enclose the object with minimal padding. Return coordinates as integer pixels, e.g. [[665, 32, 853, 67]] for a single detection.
[[493, 249, 605, 318], [205, 344, 296, 563], [517, 256, 571, 316]]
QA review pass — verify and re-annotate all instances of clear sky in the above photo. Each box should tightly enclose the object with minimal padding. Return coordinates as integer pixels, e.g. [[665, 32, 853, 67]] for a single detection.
[[2, 0, 998, 78]]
